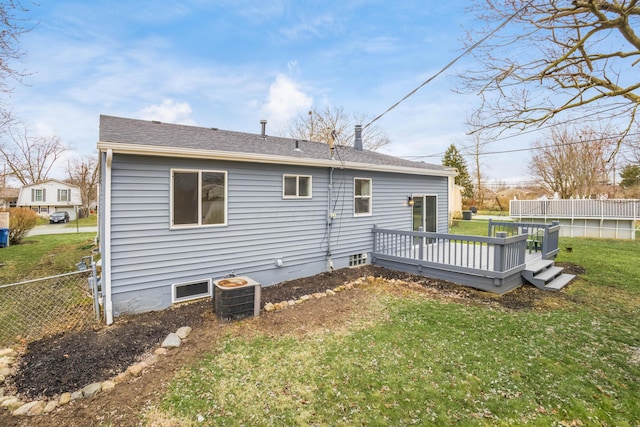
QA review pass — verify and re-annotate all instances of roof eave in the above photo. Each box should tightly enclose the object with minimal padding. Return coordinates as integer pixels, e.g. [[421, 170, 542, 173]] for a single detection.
[[97, 141, 457, 177]]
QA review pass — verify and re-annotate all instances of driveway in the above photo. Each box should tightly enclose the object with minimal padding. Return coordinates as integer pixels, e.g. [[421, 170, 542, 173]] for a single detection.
[[27, 224, 98, 236]]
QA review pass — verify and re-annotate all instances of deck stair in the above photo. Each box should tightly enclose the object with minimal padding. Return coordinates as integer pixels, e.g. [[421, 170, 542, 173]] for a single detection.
[[522, 258, 575, 291]]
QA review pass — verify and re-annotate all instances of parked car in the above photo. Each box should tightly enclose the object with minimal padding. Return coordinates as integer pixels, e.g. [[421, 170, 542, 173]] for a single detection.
[[50, 211, 70, 224]]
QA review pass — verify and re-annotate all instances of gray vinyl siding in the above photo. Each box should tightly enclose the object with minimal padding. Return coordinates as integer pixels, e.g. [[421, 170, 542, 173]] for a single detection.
[[106, 153, 449, 315], [326, 170, 448, 270]]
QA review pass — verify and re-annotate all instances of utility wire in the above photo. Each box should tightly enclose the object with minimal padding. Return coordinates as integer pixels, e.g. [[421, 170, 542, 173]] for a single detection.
[[362, 1, 533, 132], [404, 103, 633, 160]]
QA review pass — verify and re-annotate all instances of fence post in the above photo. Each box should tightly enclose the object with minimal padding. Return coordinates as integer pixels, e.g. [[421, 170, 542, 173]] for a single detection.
[[493, 231, 507, 272]]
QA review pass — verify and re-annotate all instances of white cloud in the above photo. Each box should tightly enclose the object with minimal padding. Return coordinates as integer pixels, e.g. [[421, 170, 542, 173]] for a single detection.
[[137, 99, 195, 125], [261, 74, 312, 131]]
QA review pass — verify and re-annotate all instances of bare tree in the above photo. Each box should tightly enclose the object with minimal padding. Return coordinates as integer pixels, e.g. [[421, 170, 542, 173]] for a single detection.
[[462, 120, 493, 209], [0, 0, 30, 93], [0, 124, 67, 185], [460, 1, 640, 151], [0, 1, 31, 137], [66, 155, 98, 217], [286, 106, 391, 151], [530, 127, 615, 198]]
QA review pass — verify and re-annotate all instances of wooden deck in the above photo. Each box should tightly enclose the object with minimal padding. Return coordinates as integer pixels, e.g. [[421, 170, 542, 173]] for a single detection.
[[371, 225, 573, 294]]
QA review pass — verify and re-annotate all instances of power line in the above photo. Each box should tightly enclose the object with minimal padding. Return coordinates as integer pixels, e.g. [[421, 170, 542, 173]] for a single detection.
[[403, 131, 640, 160], [362, 1, 534, 132], [405, 103, 635, 160]]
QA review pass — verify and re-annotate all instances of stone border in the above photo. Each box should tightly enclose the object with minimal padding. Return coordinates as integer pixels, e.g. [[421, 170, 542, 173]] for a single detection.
[[0, 326, 193, 417], [0, 275, 378, 417], [263, 280, 361, 312]]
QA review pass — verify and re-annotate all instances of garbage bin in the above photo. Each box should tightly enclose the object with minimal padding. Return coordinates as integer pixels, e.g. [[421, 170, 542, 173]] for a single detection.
[[0, 228, 9, 248], [462, 211, 472, 221]]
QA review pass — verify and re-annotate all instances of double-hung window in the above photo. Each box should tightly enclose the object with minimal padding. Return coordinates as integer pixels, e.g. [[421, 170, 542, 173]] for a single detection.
[[354, 178, 372, 216], [171, 169, 227, 227], [31, 188, 45, 202], [57, 189, 70, 202], [283, 174, 312, 198]]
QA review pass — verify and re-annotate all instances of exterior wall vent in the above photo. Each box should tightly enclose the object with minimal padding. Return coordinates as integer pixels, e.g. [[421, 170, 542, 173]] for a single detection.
[[213, 276, 261, 322], [172, 278, 212, 304]]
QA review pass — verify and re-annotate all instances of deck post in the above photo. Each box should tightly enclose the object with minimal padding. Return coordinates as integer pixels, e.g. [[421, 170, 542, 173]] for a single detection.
[[494, 231, 507, 272], [372, 224, 378, 255], [418, 226, 424, 260], [488, 218, 493, 237]]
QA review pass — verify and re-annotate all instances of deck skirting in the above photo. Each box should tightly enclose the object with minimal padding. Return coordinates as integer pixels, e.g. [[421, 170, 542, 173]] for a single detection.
[[372, 253, 525, 294]]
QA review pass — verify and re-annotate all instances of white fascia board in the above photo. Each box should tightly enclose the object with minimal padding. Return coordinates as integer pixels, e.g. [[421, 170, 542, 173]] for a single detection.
[[97, 142, 457, 178]]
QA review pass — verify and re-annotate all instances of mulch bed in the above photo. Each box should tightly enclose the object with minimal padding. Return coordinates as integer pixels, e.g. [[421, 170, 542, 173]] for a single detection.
[[3, 264, 579, 400]]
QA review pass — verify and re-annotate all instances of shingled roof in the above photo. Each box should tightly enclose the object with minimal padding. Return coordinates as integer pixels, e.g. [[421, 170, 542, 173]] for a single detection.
[[98, 115, 455, 177]]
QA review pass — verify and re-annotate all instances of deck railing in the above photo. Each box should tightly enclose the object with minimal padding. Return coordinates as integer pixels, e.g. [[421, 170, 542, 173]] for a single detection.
[[488, 219, 560, 259], [371, 225, 528, 276], [510, 199, 640, 220]]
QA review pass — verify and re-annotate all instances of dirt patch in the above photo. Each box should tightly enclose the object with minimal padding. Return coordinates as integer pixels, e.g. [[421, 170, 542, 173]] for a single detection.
[[0, 265, 578, 427]]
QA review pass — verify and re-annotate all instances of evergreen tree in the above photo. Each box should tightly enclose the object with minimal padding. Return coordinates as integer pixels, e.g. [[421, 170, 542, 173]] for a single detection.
[[442, 144, 473, 198], [619, 164, 640, 188]]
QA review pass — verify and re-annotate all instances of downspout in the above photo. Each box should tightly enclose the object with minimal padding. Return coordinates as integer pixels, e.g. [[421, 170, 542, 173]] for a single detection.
[[104, 149, 114, 325], [327, 167, 334, 270]]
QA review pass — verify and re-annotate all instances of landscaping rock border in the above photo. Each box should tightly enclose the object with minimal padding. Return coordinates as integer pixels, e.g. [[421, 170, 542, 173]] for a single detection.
[[0, 326, 193, 417], [0, 276, 373, 418]]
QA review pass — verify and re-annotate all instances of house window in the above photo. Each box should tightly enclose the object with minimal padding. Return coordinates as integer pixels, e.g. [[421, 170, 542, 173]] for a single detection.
[[354, 178, 372, 216], [31, 188, 46, 202], [58, 189, 70, 202], [283, 175, 312, 198], [349, 253, 368, 266], [172, 279, 212, 304], [171, 169, 227, 227]]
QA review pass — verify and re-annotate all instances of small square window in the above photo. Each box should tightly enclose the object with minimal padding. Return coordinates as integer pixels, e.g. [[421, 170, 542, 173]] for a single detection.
[[283, 175, 312, 198], [349, 253, 368, 266]]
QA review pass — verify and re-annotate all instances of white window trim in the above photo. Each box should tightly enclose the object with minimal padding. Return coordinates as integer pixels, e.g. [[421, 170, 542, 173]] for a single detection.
[[32, 188, 45, 202], [353, 177, 372, 217], [170, 169, 228, 229], [171, 278, 212, 304], [282, 174, 312, 199], [58, 188, 70, 202], [411, 194, 439, 232]]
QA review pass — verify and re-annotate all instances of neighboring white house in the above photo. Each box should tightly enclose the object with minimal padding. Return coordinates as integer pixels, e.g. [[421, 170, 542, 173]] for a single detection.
[[17, 179, 82, 220]]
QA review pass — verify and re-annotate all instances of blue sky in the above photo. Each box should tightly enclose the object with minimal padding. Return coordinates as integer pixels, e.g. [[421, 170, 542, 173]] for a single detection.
[[8, 0, 533, 182]]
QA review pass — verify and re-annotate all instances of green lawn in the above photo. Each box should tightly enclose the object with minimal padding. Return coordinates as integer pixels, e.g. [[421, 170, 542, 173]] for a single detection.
[[155, 227, 640, 425], [0, 233, 97, 283]]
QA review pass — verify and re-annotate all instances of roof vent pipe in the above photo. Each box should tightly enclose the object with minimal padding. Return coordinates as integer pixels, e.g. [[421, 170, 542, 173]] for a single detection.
[[260, 120, 267, 139], [354, 124, 363, 151]]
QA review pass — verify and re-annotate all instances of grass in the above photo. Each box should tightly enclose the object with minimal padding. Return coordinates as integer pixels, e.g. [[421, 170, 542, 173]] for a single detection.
[[63, 213, 97, 228], [155, 230, 640, 425], [0, 232, 97, 283], [449, 218, 493, 236]]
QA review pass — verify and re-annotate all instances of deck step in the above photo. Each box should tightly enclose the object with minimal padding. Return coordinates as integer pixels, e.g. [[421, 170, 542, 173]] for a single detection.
[[543, 273, 575, 291], [525, 258, 554, 275], [533, 265, 564, 282], [522, 257, 575, 291]]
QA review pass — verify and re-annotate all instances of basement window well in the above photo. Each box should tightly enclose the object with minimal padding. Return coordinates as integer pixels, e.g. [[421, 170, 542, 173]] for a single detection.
[[172, 278, 212, 304]]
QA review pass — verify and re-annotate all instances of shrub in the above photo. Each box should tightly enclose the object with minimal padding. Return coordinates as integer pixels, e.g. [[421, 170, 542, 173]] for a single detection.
[[7, 207, 38, 245]]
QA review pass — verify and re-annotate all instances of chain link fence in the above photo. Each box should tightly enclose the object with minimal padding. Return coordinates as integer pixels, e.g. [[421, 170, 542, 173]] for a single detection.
[[0, 270, 99, 347]]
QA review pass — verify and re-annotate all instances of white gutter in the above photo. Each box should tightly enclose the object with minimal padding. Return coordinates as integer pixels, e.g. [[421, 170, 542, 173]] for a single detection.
[[104, 149, 114, 325], [96, 142, 457, 178]]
